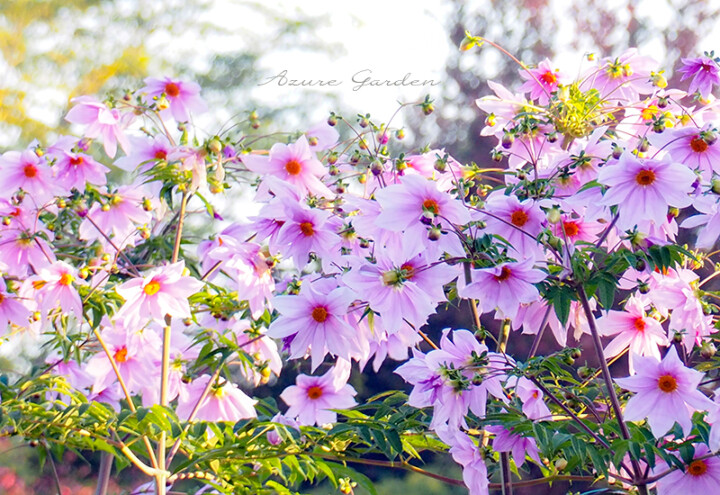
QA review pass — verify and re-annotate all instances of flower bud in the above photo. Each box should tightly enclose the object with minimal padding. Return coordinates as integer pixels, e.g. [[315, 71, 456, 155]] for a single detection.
[[208, 138, 222, 154], [422, 102, 434, 115], [328, 152, 339, 165], [307, 136, 318, 147], [370, 160, 384, 176], [657, 96, 669, 109], [546, 206, 562, 224], [395, 128, 405, 140], [672, 332, 684, 344], [611, 143, 623, 159], [701, 342, 717, 359], [711, 178, 720, 194], [485, 113, 496, 127], [327, 113, 338, 126], [359, 116, 369, 128], [577, 366, 592, 379], [428, 227, 442, 241], [421, 211, 434, 225], [702, 129, 718, 146], [637, 138, 650, 153], [491, 149, 504, 162], [501, 132, 514, 149], [555, 458, 568, 471]]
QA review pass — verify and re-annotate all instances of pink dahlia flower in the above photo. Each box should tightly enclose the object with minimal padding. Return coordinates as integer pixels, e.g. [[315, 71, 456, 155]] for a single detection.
[[177, 374, 256, 422], [141, 76, 207, 122], [435, 426, 489, 495], [242, 135, 332, 198], [650, 126, 720, 177], [515, 377, 552, 421], [598, 152, 695, 229], [486, 424, 542, 467], [65, 96, 132, 158], [0, 150, 59, 205], [518, 58, 564, 105], [280, 365, 357, 426], [114, 261, 204, 325], [615, 346, 717, 437], [460, 258, 546, 319], [599, 296, 668, 373], [678, 56, 720, 98], [653, 444, 720, 494], [269, 281, 359, 370]]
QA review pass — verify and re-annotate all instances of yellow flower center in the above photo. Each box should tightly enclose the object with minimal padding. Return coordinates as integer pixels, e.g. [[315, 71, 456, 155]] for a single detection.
[[143, 280, 161, 296], [114, 347, 128, 363], [59, 273, 74, 286]]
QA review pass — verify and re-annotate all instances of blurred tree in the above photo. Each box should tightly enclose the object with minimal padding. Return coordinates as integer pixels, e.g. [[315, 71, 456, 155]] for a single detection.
[[0, 0, 331, 148]]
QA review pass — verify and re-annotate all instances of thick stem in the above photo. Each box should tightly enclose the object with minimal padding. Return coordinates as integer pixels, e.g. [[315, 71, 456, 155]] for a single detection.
[[576, 286, 648, 494], [95, 453, 113, 495]]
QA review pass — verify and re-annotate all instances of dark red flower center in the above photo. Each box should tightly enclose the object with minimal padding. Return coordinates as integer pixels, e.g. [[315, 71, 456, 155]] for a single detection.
[[311, 306, 328, 323], [164, 82, 180, 98], [493, 265, 512, 282], [688, 459, 708, 477], [539, 71, 557, 85], [154, 149, 168, 160], [299, 221, 314, 237], [690, 136, 709, 153], [23, 164, 38, 178], [633, 317, 646, 332], [657, 374, 678, 393], [307, 385, 323, 400], [285, 160, 302, 175], [70, 156, 84, 166], [400, 262, 416, 280], [635, 169, 656, 186], [563, 221, 580, 237], [511, 209, 529, 227]]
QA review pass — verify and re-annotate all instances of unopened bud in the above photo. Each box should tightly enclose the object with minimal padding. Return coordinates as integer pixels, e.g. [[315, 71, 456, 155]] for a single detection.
[[637, 138, 650, 153], [370, 160, 384, 176], [328, 152, 339, 165], [546, 131, 558, 143], [711, 178, 720, 194], [491, 149, 504, 162], [555, 458, 568, 471], [546, 207, 562, 224], [657, 96, 669, 109], [428, 227, 442, 241], [701, 342, 717, 359], [208, 138, 222, 154], [434, 159, 447, 173], [501, 132, 515, 149], [327, 113, 338, 126]]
